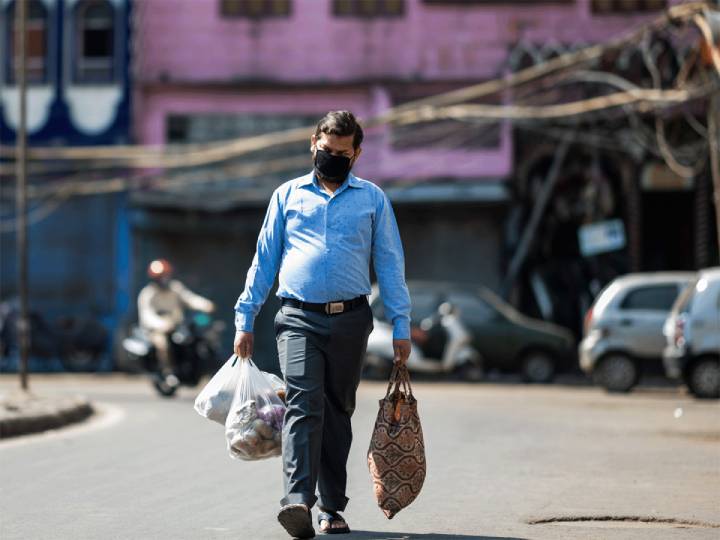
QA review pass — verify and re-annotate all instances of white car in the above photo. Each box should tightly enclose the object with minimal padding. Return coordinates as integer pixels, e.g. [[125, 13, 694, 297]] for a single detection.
[[663, 268, 720, 399], [579, 272, 694, 392]]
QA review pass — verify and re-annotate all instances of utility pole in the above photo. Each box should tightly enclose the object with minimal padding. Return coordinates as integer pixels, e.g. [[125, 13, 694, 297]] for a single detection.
[[15, 0, 30, 391], [710, 93, 720, 255], [501, 138, 571, 299], [696, 9, 720, 253]]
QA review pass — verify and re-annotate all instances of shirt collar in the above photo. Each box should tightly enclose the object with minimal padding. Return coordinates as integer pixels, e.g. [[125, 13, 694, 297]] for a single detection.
[[300, 171, 363, 189], [347, 173, 362, 188], [298, 173, 314, 187]]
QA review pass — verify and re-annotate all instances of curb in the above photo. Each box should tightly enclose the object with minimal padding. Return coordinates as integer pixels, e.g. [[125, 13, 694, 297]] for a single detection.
[[0, 392, 94, 439]]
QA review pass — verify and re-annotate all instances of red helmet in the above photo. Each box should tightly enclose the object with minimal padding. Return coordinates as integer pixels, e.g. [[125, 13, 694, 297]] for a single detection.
[[147, 259, 173, 280]]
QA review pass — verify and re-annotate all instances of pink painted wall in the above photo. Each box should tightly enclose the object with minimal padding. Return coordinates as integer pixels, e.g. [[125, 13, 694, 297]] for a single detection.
[[134, 0, 673, 183], [136, 85, 510, 181], [135, 0, 670, 82]]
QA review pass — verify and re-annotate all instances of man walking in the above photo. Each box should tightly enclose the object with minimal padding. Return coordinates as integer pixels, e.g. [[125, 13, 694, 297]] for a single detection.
[[233, 111, 411, 538]]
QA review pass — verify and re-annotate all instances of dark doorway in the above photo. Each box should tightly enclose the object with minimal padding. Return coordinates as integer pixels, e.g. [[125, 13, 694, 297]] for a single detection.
[[641, 191, 695, 271]]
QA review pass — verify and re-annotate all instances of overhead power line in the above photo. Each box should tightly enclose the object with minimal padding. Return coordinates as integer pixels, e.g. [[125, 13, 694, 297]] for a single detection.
[[392, 83, 716, 123], [0, 0, 715, 237], [0, 1, 713, 171]]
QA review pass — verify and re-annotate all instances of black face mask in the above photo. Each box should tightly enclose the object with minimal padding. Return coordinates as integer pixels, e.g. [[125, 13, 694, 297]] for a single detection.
[[314, 149, 353, 184]]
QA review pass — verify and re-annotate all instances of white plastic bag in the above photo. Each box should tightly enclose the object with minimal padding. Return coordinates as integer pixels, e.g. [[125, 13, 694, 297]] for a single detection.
[[194, 355, 285, 425], [264, 372, 286, 402], [194, 355, 239, 424], [225, 357, 286, 461]]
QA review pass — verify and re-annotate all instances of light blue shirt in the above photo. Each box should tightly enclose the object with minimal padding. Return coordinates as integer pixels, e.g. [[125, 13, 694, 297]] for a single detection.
[[234, 171, 411, 339]]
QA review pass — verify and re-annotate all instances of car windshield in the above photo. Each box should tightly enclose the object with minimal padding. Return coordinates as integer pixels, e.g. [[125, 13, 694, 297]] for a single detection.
[[477, 288, 516, 320], [446, 290, 496, 324], [670, 277, 699, 316], [371, 286, 440, 324], [408, 289, 440, 324]]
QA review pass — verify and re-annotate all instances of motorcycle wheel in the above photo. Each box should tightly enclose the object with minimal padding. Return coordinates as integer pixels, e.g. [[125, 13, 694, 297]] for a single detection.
[[152, 374, 179, 398]]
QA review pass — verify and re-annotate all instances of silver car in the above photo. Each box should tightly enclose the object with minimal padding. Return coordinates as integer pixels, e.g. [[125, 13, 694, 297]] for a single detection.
[[579, 272, 694, 392], [663, 267, 720, 399]]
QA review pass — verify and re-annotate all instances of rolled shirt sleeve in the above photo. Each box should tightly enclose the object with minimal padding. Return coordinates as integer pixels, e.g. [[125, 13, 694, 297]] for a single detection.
[[234, 188, 286, 333], [371, 191, 411, 340]]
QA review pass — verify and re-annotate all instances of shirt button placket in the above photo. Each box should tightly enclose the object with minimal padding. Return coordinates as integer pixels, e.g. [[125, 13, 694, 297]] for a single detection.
[[324, 201, 330, 301]]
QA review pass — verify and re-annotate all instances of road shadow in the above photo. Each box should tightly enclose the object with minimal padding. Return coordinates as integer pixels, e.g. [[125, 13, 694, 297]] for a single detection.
[[347, 532, 527, 540]]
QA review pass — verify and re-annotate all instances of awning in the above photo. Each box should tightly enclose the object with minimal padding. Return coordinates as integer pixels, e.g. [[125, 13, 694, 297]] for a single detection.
[[130, 177, 510, 211], [384, 179, 509, 204]]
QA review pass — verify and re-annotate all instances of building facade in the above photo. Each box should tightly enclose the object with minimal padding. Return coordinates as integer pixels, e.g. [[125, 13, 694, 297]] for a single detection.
[[0, 0, 132, 370], [131, 0, 713, 362]]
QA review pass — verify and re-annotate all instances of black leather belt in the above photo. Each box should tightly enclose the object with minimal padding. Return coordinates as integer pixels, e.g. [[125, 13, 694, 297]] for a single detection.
[[281, 295, 367, 315]]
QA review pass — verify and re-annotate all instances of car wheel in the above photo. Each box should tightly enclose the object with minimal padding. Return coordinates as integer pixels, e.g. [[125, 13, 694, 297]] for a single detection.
[[687, 357, 720, 399], [596, 353, 638, 393], [521, 351, 556, 384]]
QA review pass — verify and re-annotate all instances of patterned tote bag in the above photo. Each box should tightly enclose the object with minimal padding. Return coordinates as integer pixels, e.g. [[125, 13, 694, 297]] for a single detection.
[[367, 364, 426, 519]]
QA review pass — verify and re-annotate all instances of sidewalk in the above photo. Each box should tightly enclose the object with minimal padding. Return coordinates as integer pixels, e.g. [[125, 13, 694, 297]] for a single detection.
[[0, 389, 93, 439]]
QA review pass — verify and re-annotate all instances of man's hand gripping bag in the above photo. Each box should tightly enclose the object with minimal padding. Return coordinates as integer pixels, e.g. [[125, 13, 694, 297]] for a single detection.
[[367, 364, 426, 519]]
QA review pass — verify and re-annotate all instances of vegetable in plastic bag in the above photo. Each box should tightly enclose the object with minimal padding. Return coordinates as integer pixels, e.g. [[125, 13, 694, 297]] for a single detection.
[[194, 355, 286, 425], [225, 357, 286, 461]]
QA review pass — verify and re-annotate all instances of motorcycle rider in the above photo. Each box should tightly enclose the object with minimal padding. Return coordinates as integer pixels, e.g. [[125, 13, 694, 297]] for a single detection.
[[138, 259, 215, 386]]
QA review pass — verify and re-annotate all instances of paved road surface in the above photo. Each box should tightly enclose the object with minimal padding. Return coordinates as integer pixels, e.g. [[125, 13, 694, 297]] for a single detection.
[[1, 374, 718, 540]]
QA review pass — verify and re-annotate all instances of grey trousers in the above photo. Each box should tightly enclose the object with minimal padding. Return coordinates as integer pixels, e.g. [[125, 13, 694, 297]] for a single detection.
[[274, 300, 374, 512]]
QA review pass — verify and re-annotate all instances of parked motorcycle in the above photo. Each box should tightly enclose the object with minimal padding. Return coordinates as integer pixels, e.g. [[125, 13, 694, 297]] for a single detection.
[[365, 302, 483, 381], [0, 299, 108, 372], [120, 312, 225, 397]]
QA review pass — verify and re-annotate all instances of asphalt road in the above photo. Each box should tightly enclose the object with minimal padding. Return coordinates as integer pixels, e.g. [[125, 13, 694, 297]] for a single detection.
[[0, 374, 718, 540]]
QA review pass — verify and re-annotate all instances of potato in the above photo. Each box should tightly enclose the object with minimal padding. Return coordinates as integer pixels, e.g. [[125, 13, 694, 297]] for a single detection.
[[258, 438, 279, 456], [230, 440, 252, 457], [252, 419, 275, 440], [242, 431, 260, 447]]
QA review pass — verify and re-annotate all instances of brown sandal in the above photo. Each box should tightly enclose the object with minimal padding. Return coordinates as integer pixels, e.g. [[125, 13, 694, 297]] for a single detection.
[[278, 504, 315, 539]]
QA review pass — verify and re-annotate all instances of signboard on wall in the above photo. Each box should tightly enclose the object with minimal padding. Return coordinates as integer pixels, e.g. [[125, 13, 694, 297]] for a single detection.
[[578, 219, 627, 257]]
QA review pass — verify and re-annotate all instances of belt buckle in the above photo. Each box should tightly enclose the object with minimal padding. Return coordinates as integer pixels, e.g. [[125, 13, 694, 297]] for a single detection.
[[326, 301, 345, 315]]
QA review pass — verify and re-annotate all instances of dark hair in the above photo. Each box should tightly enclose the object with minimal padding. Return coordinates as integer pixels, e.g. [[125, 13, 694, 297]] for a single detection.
[[314, 111, 364, 149]]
